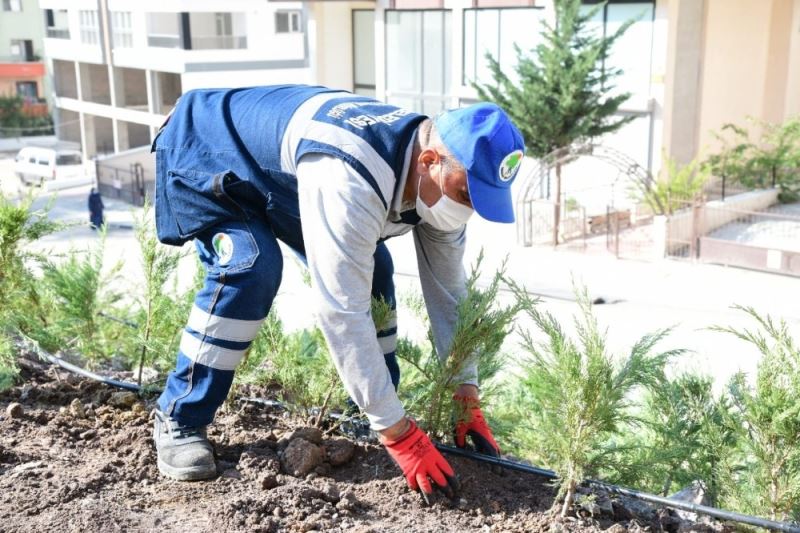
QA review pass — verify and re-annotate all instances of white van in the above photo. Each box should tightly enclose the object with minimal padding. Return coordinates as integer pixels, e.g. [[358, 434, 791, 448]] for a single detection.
[[14, 147, 91, 190]]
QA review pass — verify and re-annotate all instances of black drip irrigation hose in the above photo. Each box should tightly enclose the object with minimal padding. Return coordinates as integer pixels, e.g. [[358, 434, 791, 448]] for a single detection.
[[436, 445, 800, 533], [19, 343, 800, 533]]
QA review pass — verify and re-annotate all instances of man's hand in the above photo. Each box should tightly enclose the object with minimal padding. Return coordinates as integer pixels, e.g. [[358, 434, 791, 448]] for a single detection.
[[381, 418, 459, 505], [454, 391, 501, 457]]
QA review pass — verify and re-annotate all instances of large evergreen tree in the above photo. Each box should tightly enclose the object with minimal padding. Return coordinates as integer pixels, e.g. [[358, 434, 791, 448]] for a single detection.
[[475, 0, 636, 245]]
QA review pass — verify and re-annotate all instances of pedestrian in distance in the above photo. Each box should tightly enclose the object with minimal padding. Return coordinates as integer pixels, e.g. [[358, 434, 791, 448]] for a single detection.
[[88, 187, 104, 230], [151, 84, 525, 503]]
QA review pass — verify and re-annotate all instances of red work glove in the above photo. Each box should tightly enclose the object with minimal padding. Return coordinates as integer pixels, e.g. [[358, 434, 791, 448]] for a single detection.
[[383, 419, 459, 504], [454, 395, 501, 457]]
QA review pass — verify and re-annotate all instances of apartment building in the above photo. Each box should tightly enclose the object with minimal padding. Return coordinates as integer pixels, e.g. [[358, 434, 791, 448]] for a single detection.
[[38, 0, 800, 193], [355, 0, 800, 213], [0, 0, 49, 117], [40, 0, 372, 158]]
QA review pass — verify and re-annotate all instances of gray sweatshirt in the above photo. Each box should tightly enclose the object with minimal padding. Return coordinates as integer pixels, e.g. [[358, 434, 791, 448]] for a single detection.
[[295, 151, 477, 430]]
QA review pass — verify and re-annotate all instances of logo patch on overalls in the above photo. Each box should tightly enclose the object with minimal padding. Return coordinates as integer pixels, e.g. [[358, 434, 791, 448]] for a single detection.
[[212, 233, 234, 266], [499, 150, 524, 182]]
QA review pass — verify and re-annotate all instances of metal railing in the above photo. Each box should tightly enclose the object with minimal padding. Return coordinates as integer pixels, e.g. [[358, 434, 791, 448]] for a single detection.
[[146, 34, 181, 49], [46, 28, 70, 39], [190, 35, 247, 50]]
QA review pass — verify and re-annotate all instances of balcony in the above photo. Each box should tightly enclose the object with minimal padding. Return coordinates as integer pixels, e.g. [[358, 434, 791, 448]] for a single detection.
[[46, 27, 71, 39], [191, 35, 247, 50], [21, 101, 49, 118], [147, 34, 182, 49]]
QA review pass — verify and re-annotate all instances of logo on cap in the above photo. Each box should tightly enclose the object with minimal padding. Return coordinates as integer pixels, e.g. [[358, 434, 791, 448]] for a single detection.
[[499, 150, 524, 182], [212, 233, 234, 266]]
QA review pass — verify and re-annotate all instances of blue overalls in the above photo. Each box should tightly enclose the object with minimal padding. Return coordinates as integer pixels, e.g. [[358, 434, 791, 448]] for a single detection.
[[152, 86, 425, 427]]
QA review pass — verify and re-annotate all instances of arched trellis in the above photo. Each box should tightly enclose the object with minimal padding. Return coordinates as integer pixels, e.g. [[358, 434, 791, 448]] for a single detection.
[[516, 143, 661, 246]]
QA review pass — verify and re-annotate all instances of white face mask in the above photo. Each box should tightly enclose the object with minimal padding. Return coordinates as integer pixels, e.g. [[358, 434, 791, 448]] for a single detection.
[[415, 162, 474, 232]]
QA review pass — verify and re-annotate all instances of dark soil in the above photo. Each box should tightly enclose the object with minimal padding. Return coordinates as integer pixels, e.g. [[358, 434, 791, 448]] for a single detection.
[[0, 355, 734, 533]]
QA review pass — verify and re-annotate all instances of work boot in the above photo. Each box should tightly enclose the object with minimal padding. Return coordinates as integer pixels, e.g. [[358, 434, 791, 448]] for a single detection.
[[153, 409, 217, 481]]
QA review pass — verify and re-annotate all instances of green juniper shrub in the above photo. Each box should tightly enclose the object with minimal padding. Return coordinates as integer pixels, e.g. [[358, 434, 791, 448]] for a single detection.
[[712, 306, 800, 522], [396, 252, 518, 441], [0, 333, 16, 392], [131, 204, 194, 385], [600, 372, 738, 506], [257, 321, 348, 425], [0, 192, 60, 388], [38, 229, 122, 366], [509, 279, 684, 517]]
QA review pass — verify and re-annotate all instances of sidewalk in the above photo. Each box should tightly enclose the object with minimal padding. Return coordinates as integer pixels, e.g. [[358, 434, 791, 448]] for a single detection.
[[13, 174, 799, 393]]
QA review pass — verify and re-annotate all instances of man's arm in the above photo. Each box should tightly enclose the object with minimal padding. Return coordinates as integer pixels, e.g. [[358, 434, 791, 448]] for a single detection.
[[296, 153, 405, 430], [412, 222, 477, 386]]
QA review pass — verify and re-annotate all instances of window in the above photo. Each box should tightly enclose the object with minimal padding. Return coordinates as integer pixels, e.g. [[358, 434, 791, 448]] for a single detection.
[[275, 11, 301, 34], [111, 11, 133, 48], [56, 153, 82, 165], [2, 0, 22, 12], [579, 1, 655, 100], [386, 10, 451, 115], [215, 13, 233, 37], [79, 10, 99, 45], [16, 81, 37, 100], [10, 39, 34, 61], [463, 7, 542, 87]]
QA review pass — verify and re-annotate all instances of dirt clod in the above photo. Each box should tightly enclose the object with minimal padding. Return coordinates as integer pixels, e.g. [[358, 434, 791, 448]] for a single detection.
[[78, 429, 96, 440], [282, 438, 324, 477], [68, 398, 85, 418], [6, 402, 23, 419], [283, 427, 323, 445], [261, 474, 280, 490], [319, 481, 340, 503], [324, 437, 355, 466], [108, 391, 138, 409]]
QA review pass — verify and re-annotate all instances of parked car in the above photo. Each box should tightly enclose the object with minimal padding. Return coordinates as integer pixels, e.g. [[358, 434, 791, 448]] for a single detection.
[[14, 147, 92, 190]]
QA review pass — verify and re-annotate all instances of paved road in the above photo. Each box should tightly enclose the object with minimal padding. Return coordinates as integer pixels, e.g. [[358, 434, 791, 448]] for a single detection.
[[3, 159, 797, 392]]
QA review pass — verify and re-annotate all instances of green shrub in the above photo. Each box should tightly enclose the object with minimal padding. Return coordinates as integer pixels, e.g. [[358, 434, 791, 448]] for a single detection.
[[131, 205, 194, 384], [0, 192, 59, 387], [0, 96, 53, 137], [712, 306, 800, 522], [38, 230, 121, 365], [0, 333, 17, 392], [600, 373, 738, 505], [396, 253, 518, 440], [635, 155, 710, 215], [249, 311, 347, 424], [510, 280, 683, 516], [705, 117, 800, 203]]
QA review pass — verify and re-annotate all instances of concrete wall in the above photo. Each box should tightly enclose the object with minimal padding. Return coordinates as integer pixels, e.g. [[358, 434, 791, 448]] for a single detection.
[[116, 67, 147, 107], [79, 62, 111, 104], [660, 189, 781, 254], [95, 144, 155, 176], [783, 0, 800, 118], [0, 0, 46, 59], [695, 0, 797, 156]]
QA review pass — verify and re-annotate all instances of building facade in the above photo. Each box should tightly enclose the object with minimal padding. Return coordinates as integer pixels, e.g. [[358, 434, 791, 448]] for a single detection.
[[39, 0, 371, 158], [38, 0, 800, 183], [0, 0, 49, 117], [356, 0, 800, 212]]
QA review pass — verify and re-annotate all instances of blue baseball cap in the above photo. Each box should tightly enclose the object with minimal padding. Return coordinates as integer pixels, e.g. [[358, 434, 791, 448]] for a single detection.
[[434, 103, 525, 223]]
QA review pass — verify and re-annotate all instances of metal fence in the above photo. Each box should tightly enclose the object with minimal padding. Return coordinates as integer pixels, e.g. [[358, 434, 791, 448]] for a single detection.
[[95, 161, 153, 207], [700, 203, 800, 275]]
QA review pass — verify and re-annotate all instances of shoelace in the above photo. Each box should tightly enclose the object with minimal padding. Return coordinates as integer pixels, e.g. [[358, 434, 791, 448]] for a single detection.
[[159, 413, 203, 440]]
